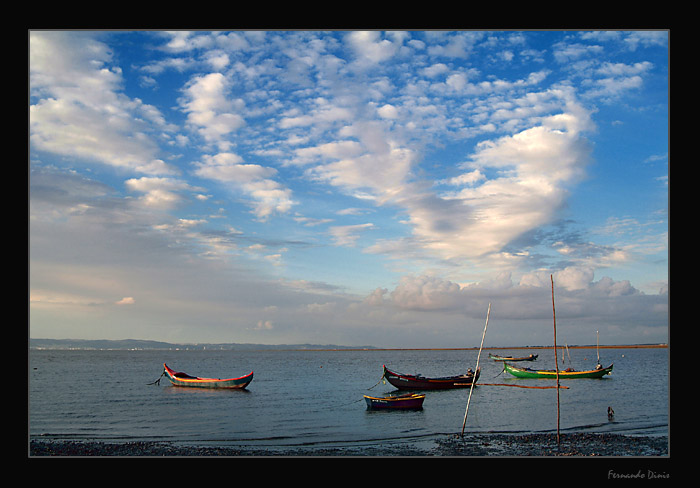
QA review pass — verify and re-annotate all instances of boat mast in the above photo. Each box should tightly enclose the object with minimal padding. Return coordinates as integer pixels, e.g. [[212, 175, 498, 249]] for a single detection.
[[461, 302, 490, 437], [551, 275, 560, 445]]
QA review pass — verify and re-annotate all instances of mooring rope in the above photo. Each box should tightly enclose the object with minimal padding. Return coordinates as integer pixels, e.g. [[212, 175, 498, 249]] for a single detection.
[[366, 372, 386, 390], [478, 383, 568, 389], [328, 373, 390, 409], [147, 370, 165, 386]]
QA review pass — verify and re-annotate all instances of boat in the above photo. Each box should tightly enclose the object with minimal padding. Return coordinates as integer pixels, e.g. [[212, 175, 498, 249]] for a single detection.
[[489, 353, 538, 361], [162, 363, 253, 389], [382, 365, 480, 390], [364, 393, 426, 410], [502, 362, 613, 379]]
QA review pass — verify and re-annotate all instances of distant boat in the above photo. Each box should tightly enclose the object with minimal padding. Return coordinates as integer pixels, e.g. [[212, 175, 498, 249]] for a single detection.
[[502, 362, 613, 379], [488, 353, 538, 362], [364, 393, 426, 410], [382, 365, 479, 390], [162, 363, 253, 389]]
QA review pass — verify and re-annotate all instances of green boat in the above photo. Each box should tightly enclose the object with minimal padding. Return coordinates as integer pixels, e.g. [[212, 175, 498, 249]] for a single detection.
[[503, 362, 613, 379]]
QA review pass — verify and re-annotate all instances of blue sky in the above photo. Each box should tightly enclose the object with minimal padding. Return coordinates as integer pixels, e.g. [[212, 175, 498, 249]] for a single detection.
[[29, 30, 668, 348]]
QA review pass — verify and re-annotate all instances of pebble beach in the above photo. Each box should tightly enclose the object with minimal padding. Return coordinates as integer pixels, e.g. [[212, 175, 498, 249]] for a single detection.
[[30, 432, 668, 457]]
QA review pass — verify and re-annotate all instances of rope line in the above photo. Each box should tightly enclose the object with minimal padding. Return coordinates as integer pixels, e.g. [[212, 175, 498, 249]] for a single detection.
[[366, 373, 386, 390], [147, 370, 165, 385], [478, 383, 569, 390]]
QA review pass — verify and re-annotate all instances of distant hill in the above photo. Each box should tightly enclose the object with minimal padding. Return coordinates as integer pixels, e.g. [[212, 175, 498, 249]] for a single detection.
[[29, 338, 377, 351]]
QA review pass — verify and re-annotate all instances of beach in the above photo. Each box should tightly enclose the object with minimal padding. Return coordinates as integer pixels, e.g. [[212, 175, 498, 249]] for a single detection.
[[30, 433, 668, 457]]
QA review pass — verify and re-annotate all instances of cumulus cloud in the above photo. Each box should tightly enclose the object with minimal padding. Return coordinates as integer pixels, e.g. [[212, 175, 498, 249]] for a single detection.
[[520, 267, 594, 291], [180, 72, 246, 149], [389, 275, 463, 310], [291, 140, 364, 166], [426, 31, 483, 58], [366, 96, 595, 269], [305, 121, 418, 200], [30, 31, 177, 176], [346, 31, 401, 67], [125, 176, 199, 210], [377, 104, 399, 119], [358, 269, 664, 342], [193, 152, 295, 219]]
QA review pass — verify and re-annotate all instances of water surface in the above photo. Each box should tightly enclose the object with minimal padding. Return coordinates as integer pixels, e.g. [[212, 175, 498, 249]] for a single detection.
[[29, 347, 668, 450]]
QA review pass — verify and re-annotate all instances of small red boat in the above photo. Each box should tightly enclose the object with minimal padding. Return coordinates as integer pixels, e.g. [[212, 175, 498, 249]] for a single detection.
[[163, 363, 253, 389], [364, 393, 425, 410]]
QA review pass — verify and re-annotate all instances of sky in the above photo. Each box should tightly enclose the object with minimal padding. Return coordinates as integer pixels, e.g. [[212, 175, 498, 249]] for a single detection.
[[29, 30, 669, 348]]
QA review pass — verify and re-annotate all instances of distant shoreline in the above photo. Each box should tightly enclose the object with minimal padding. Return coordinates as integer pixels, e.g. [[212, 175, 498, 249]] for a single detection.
[[365, 344, 668, 351], [29, 338, 667, 352]]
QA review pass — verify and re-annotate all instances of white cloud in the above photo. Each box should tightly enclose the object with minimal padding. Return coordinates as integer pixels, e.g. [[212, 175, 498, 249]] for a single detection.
[[552, 42, 604, 63], [389, 275, 462, 311], [423, 63, 449, 78], [374, 100, 595, 267], [193, 152, 295, 219], [194, 152, 275, 181], [204, 50, 230, 70], [426, 31, 482, 58], [443, 169, 485, 186], [279, 101, 354, 130], [30, 31, 178, 175], [181, 72, 245, 149], [125, 176, 197, 210], [291, 140, 364, 165], [623, 31, 667, 50], [520, 267, 593, 291], [584, 75, 644, 100], [305, 121, 417, 200], [346, 31, 401, 66], [329, 223, 375, 247], [308, 146, 416, 200], [356, 269, 664, 343], [377, 104, 399, 119], [596, 61, 652, 77]]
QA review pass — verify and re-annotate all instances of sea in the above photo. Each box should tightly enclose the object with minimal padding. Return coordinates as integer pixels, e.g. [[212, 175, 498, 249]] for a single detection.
[[28, 346, 668, 453]]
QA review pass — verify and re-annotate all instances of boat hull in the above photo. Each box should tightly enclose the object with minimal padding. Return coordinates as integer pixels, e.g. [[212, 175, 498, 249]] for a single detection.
[[383, 365, 479, 390], [163, 363, 253, 389], [503, 362, 613, 379], [364, 394, 425, 410], [489, 353, 538, 361]]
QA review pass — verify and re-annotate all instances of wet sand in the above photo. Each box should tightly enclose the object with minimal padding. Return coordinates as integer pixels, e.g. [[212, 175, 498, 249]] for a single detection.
[[30, 433, 668, 457]]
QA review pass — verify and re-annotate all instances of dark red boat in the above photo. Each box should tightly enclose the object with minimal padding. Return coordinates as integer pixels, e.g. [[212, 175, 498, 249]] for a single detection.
[[382, 364, 480, 390]]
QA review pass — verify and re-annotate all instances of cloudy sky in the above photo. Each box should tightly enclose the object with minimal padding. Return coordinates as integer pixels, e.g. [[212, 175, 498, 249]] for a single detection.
[[29, 30, 668, 348]]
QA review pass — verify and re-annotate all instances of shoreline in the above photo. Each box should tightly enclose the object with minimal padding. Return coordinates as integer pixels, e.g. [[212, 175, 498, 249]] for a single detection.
[[30, 432, 668, 457], [29, 343, 668, 352], [350, 344, 668, 352]]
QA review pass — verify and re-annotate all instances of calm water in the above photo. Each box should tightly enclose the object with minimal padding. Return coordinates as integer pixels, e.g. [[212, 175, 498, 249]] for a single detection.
[[29, 347, 668, 451]]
